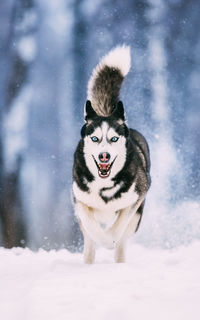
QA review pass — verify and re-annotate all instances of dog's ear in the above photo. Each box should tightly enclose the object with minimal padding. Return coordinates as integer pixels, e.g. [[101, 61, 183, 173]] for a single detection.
[[85, 100, 98, 121], [112, 101, 125, 121]]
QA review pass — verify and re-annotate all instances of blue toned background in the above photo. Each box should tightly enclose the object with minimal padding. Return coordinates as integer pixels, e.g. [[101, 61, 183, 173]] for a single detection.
[[0, 0, 199, 250]]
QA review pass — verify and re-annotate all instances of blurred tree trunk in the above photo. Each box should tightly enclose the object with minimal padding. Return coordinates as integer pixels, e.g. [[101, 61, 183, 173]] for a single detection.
[[0, 0, 17, 247], [0, 0, 28, 247], [1, 160, 25, 248], [70, 0, 91, 249]]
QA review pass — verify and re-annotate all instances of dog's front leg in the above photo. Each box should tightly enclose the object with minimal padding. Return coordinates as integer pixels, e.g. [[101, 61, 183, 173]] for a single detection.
[[109, 197, 144, 243], [75, 201, 114, 249], [82, 227, 95, 264]]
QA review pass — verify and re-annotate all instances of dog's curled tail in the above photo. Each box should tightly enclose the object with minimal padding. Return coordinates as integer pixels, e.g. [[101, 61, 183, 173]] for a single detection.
[[87, 45, 131, 116]]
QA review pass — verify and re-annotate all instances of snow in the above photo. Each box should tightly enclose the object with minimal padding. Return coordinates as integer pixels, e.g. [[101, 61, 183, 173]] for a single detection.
[[0, 242, 200, 320]]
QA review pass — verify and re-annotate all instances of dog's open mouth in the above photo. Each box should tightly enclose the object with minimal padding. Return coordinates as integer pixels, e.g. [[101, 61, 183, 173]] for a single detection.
[[92, 156, 117, 178], [98, 163, 111, 178]]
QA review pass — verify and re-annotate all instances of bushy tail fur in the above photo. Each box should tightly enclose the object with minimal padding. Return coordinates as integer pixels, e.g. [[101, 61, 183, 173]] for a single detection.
[[87, 45, 131, 116]]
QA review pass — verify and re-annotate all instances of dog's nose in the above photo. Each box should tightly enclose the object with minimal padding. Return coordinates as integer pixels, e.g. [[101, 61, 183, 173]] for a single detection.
[[99, 152, 110, 163]]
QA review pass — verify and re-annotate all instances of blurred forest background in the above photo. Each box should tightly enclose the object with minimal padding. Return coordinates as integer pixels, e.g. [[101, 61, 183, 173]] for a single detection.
[[0, 0, 199, 251]]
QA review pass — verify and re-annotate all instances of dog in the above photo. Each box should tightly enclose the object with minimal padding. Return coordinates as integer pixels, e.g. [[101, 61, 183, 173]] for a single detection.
[[72, 45, 151, 263]]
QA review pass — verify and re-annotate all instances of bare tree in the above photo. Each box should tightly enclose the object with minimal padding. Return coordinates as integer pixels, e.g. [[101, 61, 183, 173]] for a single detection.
[[0, 0, 29, 247]]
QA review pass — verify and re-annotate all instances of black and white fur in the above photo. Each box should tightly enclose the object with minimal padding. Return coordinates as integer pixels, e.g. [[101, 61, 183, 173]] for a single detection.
[[73, 46, 151, 263]]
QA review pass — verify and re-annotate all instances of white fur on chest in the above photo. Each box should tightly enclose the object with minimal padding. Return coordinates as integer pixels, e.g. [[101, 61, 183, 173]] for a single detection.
[[73, 179, 138, 213]]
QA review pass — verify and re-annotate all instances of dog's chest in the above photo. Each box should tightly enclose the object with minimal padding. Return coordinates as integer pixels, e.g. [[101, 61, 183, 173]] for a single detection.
[[73, 179, 138, 213]]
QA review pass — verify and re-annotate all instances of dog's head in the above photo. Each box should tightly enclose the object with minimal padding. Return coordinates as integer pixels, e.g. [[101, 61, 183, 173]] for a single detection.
[[81, 100, 129, 180]]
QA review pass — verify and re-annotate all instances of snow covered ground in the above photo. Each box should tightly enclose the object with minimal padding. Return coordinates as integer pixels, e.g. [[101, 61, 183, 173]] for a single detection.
[[0, 242, 200, 320]]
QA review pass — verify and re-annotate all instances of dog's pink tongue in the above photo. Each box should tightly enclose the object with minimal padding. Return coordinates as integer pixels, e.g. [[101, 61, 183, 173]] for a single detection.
[[99, 163, 109, 171]]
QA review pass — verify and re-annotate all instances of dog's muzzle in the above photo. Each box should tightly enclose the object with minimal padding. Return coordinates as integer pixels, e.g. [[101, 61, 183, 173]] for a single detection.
[[92, 155, 117, 178]]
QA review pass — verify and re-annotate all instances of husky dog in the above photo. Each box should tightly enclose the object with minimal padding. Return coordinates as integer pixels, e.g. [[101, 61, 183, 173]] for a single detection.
[[73, 46, 151, 263]]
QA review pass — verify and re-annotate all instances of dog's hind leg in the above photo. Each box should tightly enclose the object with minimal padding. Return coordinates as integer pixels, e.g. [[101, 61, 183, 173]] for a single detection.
[[114, 202, 145, 263], [135, 200, 145, 232], [114, 240, 126, 263]]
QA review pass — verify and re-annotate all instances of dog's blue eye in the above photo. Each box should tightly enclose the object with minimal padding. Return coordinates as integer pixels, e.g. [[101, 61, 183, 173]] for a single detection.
[[111, 136, 119, 142], [91, 136, 99, 142]]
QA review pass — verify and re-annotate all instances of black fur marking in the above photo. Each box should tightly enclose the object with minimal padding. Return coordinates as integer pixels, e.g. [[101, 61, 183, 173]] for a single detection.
[[111, 101, 125, 121], [129, 129, 151, 172], [73, 139, 94, 192], [85, 100, 98, 121], [99, 181, 124, 203], [80, 124, 87, 138], [135, 201, 145, 232]]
